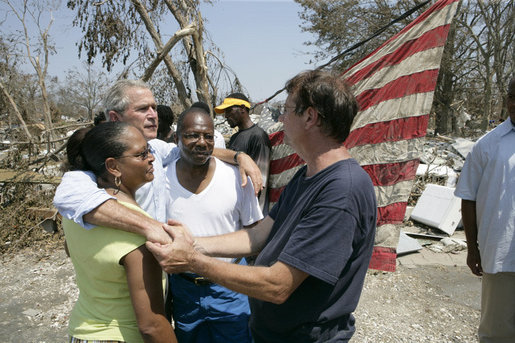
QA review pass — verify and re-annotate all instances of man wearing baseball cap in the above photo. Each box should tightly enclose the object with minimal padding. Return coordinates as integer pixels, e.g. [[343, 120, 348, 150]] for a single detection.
[[215, 93, 271, 215]]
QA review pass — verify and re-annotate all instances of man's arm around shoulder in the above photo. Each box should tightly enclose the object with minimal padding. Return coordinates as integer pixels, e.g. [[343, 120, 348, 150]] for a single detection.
[[212, 148, 263, 195], [54, 170, 114, 229], [84, 200, 173, 244], [54, 170, 172, 243]]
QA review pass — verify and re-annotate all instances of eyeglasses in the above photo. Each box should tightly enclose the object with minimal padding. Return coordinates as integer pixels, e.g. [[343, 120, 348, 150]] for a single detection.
[[271, 104, 296, 122], [278, 104, 296, 114], [182, 132, 214, 142], [116, 145, 152, 161], [276, 104, 324, 119]]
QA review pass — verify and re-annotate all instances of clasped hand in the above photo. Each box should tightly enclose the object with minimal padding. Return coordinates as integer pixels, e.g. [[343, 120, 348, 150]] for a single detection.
[[145, 220, 198, 274]]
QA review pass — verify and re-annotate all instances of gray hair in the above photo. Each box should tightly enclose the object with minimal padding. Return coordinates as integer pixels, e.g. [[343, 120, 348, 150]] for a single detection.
[[104, 79, 150, 120]]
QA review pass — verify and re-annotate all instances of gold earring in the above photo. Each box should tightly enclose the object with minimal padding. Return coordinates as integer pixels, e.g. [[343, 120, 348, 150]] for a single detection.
[[114, 176, 121, 194]]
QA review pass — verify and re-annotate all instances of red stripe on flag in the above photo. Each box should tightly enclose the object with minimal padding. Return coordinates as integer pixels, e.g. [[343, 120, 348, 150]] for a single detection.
[[346, 26, 451, 86], [377, 202, 408, 225], [369, 247, 397, 272], [356, 69, 439, 112], [269, 153, 305, 175], [399, 0, 459, 36], [269, 130, 284, 146], [362, 159, 419, 187], [345, 115, 429, 148], [268, 185, 286, 203], [343, 0, 459, 78]]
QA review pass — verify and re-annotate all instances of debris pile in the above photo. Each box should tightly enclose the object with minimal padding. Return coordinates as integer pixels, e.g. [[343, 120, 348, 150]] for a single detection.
[[402, 133, 482, 256], [1, 108, 488, 261]]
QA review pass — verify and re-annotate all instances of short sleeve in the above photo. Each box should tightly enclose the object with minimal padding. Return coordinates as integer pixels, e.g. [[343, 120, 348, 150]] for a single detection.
[[149, 139, 179, 167], [454, 143, 485, 201], [53, 170, 115, 229], [214, 130, 226, 149], [239, 177, 264, 226]]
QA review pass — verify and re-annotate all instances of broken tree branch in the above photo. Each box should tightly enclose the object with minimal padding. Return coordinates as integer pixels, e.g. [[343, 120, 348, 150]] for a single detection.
[[140, 24, 196, 82]]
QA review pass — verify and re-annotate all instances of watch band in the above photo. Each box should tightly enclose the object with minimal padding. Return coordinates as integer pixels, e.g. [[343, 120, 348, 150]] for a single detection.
[[233, 151, 243, 163]]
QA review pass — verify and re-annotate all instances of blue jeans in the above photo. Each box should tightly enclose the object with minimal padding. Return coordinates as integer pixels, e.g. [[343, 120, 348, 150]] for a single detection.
[[169, 273, 252, 343]]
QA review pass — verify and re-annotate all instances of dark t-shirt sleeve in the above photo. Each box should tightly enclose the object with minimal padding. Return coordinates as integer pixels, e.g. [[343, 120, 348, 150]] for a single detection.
[[278, 205, 357, 285], [228, 126, 271, 177]]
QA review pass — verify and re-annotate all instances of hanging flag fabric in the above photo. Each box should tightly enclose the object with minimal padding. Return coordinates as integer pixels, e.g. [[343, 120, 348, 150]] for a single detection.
[[263, 0, 461, 271]]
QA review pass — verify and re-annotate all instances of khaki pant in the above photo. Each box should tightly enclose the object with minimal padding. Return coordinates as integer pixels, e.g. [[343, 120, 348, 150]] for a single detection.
[[479, 272, 515, 343]]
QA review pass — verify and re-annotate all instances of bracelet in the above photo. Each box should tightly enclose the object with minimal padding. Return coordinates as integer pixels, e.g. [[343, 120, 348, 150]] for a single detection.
[[233, 151, 243, 163]]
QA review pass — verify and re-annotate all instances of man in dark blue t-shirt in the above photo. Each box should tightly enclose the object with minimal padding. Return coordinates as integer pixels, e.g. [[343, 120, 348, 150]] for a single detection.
[[147, 69, 377, 343]]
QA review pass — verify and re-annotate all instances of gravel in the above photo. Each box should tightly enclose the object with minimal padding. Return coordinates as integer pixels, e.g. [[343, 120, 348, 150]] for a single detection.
[[0, 244, 481, 342]]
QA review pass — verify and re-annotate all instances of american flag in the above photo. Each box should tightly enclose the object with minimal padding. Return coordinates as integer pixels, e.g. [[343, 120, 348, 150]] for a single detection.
[[259, 0, 461, 271]]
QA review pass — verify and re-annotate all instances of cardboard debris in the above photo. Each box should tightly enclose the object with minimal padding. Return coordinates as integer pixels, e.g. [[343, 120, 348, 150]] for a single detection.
[[397, 231, 423, 255], [402, 225, 449, 240], [410, 184, 461, 236], [416, 163, 458, 187], [451, 137, 475, 159], [427, 237, 467, 253]]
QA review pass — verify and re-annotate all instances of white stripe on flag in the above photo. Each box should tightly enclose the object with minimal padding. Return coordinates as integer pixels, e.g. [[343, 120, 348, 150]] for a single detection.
[[344, 1, 460, 78], [351, 92, 435, 130], [271, 143, 295, 160], [349, 137, 424, 166], [268, 165, 303, 189], [375, 180, 415, 207], [351, 47, 445, 94]]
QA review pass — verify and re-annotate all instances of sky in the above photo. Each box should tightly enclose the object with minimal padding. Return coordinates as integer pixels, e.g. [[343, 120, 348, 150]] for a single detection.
[[199, 0, 318, 101], [2, 0, 320, 103]]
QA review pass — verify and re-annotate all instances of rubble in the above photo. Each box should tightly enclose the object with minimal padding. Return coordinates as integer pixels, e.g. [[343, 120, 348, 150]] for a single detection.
[[0, 116, 486, 342], [0, 244, 481, 342], [397, 231, 423, 255], [410, 184, 461, 236], [427, 237, 467, 254], [403, 133, 481, 258]]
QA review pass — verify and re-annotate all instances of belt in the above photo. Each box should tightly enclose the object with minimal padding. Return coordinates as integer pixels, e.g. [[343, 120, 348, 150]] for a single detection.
[[177, 273, 212, 286]]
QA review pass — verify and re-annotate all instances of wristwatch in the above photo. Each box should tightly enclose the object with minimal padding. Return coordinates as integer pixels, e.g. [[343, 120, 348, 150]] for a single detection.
[[233, 151, 244, 163]]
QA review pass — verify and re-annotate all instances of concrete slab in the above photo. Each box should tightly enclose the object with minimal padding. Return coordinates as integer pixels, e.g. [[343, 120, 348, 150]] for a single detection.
[[397, 231, 423, 255], [397, 246, 467, 268]]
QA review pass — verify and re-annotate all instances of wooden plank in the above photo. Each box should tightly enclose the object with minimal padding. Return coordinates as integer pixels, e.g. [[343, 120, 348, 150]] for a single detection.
[[0, 169, 61, 184], [27, 207, 59, 219]]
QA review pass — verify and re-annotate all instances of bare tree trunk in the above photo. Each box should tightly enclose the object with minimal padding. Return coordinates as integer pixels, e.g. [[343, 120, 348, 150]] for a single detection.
[[190, 14, 211, 106], [0, 81, 33, 141], [141, 24, 196, 82], [434, 3, 459, 135], [165, 0, 212, 108], [478, 1, 514, 122], [8, 0, 56, 146], [131, 0, 192, 109]]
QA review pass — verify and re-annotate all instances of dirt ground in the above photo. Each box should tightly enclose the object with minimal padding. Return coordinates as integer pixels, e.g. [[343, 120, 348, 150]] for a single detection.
[[0, 237, 481, 343]]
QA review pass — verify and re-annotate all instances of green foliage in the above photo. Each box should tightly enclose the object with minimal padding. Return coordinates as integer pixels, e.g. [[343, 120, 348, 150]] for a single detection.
[[295, 0, 424, 71], [66, 0, 166, 71]]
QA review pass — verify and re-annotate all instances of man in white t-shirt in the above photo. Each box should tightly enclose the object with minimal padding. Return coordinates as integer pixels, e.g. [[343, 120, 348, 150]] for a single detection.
[[454, 77, 515, 342], [166, 105, 262, 342]]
